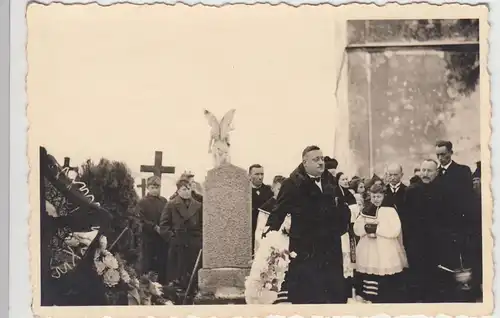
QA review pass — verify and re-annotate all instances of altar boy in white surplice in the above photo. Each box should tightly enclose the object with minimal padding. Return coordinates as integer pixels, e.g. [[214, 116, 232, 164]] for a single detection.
[[354, 183, 408, 303]]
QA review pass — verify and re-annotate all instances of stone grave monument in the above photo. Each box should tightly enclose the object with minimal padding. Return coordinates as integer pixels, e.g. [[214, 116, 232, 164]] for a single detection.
[[195, 163, 252, 304], [195, 109, 251, 304]]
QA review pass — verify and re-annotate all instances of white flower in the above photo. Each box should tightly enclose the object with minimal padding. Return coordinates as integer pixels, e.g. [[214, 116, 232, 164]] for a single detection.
[[120, 270, 131, 284], [95, 260, 107, 275], [103, 268, 121, 287], [276, 258, 287, 269], [289, 251, 297, 258], [102, 250, 112, 257], [130, 278, 140, 289], [102, 254, 119, 269], [264, 283, 272, 290], [164, 300, 174, 305], [99, 236, 108, 250], [72, 231, 98, 246], [149, 282, 163, 296], [46, 201, 59, 217]]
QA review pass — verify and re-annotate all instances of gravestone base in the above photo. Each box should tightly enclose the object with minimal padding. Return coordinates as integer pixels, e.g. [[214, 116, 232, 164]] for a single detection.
[[195, 268, 250, 304]]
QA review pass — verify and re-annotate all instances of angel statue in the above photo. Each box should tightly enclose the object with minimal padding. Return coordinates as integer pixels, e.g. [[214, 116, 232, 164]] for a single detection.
[[204, 109, 236, 168]]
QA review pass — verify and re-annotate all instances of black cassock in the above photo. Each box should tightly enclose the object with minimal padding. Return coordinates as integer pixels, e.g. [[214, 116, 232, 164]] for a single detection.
[[403, 181, 445, 302], [159, 196, 202, 289], [266, 164, 350, 304], [404, 173, 479, 303], [135, 194, 169, 282]]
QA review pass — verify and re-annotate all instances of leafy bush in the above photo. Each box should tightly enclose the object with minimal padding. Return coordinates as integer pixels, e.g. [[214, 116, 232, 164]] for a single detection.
[[78, 158, 142, 269]]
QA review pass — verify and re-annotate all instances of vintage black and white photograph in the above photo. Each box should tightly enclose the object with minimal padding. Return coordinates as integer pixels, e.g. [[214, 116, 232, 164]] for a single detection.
[[27, 3, 491, 317]]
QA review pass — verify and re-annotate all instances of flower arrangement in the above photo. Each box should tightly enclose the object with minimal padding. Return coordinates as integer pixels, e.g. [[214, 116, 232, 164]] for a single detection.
[[93, 235, 174, 305], [245, 228, 295, 304], [93, 236, 126, 288], [127, 271, 174, 306]]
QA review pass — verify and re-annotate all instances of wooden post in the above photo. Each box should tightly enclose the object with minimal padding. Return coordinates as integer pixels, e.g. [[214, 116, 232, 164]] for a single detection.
[[137, 178, 147, 198]]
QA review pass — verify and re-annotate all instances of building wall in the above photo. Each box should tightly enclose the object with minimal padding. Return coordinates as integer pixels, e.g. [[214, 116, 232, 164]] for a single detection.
[[346, 19, 480, 181]]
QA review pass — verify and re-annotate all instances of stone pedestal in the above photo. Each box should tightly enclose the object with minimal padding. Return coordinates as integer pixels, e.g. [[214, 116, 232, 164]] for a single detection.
[[196, 163, 252, 304]]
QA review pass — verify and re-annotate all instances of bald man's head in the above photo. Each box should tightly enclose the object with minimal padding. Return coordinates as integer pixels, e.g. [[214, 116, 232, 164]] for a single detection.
[[386, 163, 403, 186], [420, 159, 439, 184]]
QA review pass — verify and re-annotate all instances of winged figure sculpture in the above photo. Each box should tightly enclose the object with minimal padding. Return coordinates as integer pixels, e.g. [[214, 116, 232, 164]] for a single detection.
[[204, 109, 236, 167]]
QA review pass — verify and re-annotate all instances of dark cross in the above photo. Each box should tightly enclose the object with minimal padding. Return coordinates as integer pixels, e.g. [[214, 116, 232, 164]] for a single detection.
[[140, 151, 176, 182], [62, 157, 79, 173], [137, 178, 147, 198]]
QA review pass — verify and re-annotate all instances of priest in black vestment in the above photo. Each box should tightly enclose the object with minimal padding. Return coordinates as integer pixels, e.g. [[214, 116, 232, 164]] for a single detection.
[[404, 159, 445, 302], [263, 145, 351, 304], [249, 164, 273, 252]]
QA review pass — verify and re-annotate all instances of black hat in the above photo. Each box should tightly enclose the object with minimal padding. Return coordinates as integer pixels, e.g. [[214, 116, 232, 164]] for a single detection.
[[324, 156, 338, 170]]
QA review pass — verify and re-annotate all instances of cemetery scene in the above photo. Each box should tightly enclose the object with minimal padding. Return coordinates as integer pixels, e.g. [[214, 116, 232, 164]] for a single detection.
[[37, 18, 484, 306]]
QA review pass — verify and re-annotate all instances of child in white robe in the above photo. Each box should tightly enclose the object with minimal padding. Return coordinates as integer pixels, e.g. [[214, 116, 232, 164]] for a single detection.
[[354, 183, 408, 303]]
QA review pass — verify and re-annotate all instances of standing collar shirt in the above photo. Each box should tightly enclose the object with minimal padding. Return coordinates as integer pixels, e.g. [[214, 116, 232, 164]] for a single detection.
[[390, 182, 401, 193]]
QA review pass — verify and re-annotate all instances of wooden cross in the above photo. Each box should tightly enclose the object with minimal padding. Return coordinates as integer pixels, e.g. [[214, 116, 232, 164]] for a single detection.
[[62, 157, 79, 173], [137, 178, 147, 198], [140, 151, 176, 182]]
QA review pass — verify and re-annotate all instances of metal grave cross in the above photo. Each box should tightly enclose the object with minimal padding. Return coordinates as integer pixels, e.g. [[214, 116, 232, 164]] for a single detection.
[[140, 151, 176, 182], [137, 178, 147, 198], [62, 157, 79, 173]]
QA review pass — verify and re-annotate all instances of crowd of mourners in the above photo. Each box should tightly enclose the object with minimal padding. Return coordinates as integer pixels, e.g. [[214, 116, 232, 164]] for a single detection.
[[135, 139, 482, 304], [251, 140, 482, 304]]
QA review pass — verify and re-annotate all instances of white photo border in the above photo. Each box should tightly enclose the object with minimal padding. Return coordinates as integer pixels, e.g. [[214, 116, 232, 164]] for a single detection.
[[9, 0, 500, 317]]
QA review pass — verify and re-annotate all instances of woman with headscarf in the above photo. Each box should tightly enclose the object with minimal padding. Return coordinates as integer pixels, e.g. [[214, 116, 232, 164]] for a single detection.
[[335, 172, 360, 300], [349, 177, 366, 211]]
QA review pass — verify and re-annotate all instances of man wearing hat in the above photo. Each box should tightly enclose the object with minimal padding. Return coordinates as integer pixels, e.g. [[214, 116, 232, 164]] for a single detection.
[[324, 156, 338, 178], [170, 171, 204, 203], [135, 175, 169, 283]]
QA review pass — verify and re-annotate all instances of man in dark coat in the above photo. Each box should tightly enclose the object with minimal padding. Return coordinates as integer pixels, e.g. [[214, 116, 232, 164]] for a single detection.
[[404, 159, 446, 302], [263, 145, 351, 304], [134, 176, 169, 283], [434, 140, 479, 301], [384, 163, 407, 215], [169, 171, 204, 203], [249, 164, 274, 252], [159, 179, 202, 292], [383, 161, 407, 266]]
